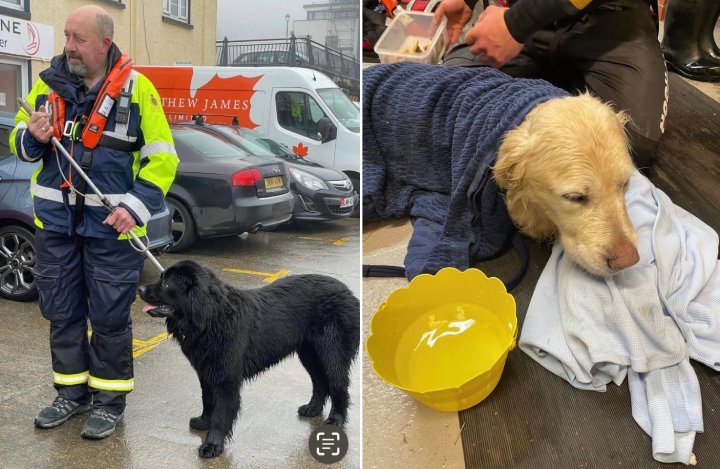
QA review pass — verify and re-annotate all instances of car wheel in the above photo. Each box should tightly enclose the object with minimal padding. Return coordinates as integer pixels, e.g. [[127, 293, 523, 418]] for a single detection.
[[166, 198, 197, 253], [350, 176, 360, 218], [0, 225, 38, 302]]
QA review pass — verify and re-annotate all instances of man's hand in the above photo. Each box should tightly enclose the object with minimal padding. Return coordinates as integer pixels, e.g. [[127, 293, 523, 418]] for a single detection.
[[464, 6, 523, 68], [103, 207, 137, 235], [434, 0, 473, 45], [28, 105, 54, 144]]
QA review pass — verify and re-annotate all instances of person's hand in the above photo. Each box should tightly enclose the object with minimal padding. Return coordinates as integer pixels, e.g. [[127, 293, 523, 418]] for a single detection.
[[104, 207, 137, 235], [464, 5, 523, 68], [28, 105, 54, 144], [434, 0, 473, 45]]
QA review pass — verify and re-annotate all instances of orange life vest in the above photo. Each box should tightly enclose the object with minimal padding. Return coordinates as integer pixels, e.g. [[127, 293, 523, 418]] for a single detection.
[[48, 53, 134, 149]]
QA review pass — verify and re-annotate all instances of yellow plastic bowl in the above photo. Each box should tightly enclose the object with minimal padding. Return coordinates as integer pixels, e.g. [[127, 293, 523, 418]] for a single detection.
[[366, 267, 517, 412]]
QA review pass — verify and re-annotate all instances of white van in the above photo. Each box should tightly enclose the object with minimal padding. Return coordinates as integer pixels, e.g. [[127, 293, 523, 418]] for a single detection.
[[135, 66, 361, 190]]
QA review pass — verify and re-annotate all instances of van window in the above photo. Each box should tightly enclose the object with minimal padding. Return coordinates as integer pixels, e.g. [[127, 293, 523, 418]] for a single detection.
[[276, 91, 329, 141], [317, 88, 360, 133]]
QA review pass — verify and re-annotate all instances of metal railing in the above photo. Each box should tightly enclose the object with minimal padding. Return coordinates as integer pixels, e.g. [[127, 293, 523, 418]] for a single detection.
[[216, 34, 360, 83]]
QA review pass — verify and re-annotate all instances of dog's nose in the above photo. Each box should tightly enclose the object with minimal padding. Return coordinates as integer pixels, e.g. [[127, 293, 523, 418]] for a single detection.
[[607, 243, 640, 271]]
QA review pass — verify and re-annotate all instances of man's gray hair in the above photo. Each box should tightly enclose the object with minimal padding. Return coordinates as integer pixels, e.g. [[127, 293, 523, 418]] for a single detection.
[[96, 10, 114, 40]]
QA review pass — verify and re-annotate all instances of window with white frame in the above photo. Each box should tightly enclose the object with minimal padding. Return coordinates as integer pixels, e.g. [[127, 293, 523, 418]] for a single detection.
[[0, 59, 29, 121], [163, 0, 189, 23], [1, 0, 24, 10]]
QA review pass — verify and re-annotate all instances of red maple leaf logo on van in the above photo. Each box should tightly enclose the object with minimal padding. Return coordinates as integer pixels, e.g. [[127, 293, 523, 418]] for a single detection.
[[292, 143, 309, 157]]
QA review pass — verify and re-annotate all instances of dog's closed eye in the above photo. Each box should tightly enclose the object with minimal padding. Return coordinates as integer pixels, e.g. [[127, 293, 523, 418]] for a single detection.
[[562, 192, 589, 204]]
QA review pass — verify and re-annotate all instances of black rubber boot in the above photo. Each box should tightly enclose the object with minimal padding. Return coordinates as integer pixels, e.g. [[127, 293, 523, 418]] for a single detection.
[[662, 0, 720, 82], [34, 396, 91, 429], [698, 0, 720, 59]]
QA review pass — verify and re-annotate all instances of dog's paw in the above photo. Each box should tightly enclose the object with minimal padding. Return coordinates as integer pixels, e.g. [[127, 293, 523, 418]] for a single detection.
[[323, 413, 345, 427], [198, 442, 224, 458], [189, 416, 210, 431], [298, 404, 323, 418]]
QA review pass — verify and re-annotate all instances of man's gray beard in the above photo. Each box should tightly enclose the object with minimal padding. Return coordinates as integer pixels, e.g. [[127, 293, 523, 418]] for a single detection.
[[67, 59, 87, 77]]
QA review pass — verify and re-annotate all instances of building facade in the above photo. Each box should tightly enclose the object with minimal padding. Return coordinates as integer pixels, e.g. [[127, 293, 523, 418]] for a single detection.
[[0, 0, 216, 118], [294, 0, 359, 60]]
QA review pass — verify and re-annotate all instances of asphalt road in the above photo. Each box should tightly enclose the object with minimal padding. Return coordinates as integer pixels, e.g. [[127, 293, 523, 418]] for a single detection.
[[0, 218, 360, 469]]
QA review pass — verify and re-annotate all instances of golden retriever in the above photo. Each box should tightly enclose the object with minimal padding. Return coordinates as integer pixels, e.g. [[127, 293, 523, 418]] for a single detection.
[[493, 93, 640, 276]]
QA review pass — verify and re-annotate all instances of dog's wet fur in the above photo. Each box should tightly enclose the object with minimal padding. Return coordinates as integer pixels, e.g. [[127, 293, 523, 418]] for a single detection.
[[138, 260, 360, 458]]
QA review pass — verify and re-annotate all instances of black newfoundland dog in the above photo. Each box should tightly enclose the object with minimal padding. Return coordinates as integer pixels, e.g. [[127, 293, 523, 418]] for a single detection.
[[138, 260, 360, 458]]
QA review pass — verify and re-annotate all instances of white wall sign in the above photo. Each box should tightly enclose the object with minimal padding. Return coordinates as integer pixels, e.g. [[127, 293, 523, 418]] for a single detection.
[[0, 14, 54, 60]]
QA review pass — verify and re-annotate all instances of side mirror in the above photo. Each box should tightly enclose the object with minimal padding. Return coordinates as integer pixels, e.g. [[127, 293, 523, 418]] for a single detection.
[[317, 117, 337, 143]]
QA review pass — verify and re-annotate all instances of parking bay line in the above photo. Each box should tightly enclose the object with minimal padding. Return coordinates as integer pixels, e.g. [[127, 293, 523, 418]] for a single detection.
[[223, 267, 290, 283], [133, 332, 169, 358], [87, 330, 170, 358], [297, 236, 351, 246]]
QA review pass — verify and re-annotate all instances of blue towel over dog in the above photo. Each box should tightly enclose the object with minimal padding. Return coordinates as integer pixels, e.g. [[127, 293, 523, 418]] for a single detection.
[[520, 171, 720, 465], [362, 63, 568, 279]]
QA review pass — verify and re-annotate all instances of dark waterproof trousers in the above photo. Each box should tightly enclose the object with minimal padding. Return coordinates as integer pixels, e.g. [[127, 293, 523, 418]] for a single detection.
[[34, 229, 144, 414], [443, 0, 667, 170]]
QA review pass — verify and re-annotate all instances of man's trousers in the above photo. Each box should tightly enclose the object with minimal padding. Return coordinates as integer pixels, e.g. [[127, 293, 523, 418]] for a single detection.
[[34, 229, 144, 414]]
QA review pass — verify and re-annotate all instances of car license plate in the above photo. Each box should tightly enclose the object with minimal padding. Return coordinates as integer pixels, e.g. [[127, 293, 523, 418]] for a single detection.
[[264, 177, 283, 190], [340, 196, 354, 208]]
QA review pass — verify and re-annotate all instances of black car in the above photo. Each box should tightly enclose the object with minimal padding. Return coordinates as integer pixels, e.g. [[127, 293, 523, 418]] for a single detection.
[[192, 122, 356, 222], [166, 123, 294, 252], [0, 115, 173, 302]]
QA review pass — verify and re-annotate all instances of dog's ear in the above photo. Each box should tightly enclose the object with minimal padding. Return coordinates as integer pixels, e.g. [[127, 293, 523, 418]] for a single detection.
[[188, 289, 207, 330], [494, 125, 530, 191]]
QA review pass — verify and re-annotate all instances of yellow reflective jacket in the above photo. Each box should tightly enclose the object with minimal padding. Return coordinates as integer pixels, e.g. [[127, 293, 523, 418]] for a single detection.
[[10, 45, 178, 240]]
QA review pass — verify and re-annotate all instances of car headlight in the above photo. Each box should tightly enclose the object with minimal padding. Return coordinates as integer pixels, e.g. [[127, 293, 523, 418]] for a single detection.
[[289, 168, 328, 191]]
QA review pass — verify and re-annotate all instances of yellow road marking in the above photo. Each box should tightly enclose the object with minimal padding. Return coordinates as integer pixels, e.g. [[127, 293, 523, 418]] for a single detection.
[[88, 331, 170, 358], [223, 268, 290, 283], [133, 332, 170, 358], [298, 236, 352, 246]]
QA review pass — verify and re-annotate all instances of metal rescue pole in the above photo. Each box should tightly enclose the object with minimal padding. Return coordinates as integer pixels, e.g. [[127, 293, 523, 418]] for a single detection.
[[17, 98, 166, 274]]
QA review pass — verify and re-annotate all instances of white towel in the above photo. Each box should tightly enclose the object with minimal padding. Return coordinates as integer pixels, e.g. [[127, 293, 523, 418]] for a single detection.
[[519, 171, 720, 465]]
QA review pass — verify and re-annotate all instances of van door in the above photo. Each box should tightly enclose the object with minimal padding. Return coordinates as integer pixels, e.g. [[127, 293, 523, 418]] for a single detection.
[[270, 89, 337, 169]]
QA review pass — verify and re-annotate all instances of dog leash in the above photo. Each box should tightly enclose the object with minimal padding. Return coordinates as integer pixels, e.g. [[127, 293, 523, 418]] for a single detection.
[[17, 98, 165, 274], [362, 232, 530, 292]]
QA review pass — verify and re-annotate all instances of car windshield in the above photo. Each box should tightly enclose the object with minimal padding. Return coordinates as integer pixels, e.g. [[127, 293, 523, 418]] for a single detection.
[[214, 126, 321, 167], [172, 128, 251, 159], [317, 88, 360, 133]]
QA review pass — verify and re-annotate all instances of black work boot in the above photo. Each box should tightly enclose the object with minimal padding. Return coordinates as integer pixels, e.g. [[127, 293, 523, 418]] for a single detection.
[[662, 0, 720, 82], [80, 407, 123, 439], [34, 396, 91, 429]]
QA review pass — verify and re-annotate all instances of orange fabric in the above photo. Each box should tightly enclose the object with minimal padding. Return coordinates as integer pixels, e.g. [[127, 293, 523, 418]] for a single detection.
[[48, 53, 134, 149], [49, 93, 65, 140]]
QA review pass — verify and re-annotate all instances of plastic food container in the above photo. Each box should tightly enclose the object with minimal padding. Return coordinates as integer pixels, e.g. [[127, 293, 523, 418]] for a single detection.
[[366, 267, 517, 412], [374, 11, 448, 65]]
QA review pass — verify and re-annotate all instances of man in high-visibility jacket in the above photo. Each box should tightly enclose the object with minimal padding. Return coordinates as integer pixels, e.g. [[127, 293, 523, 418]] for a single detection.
[[436, 0, 667, 171], [9, 5, 177, 439]]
